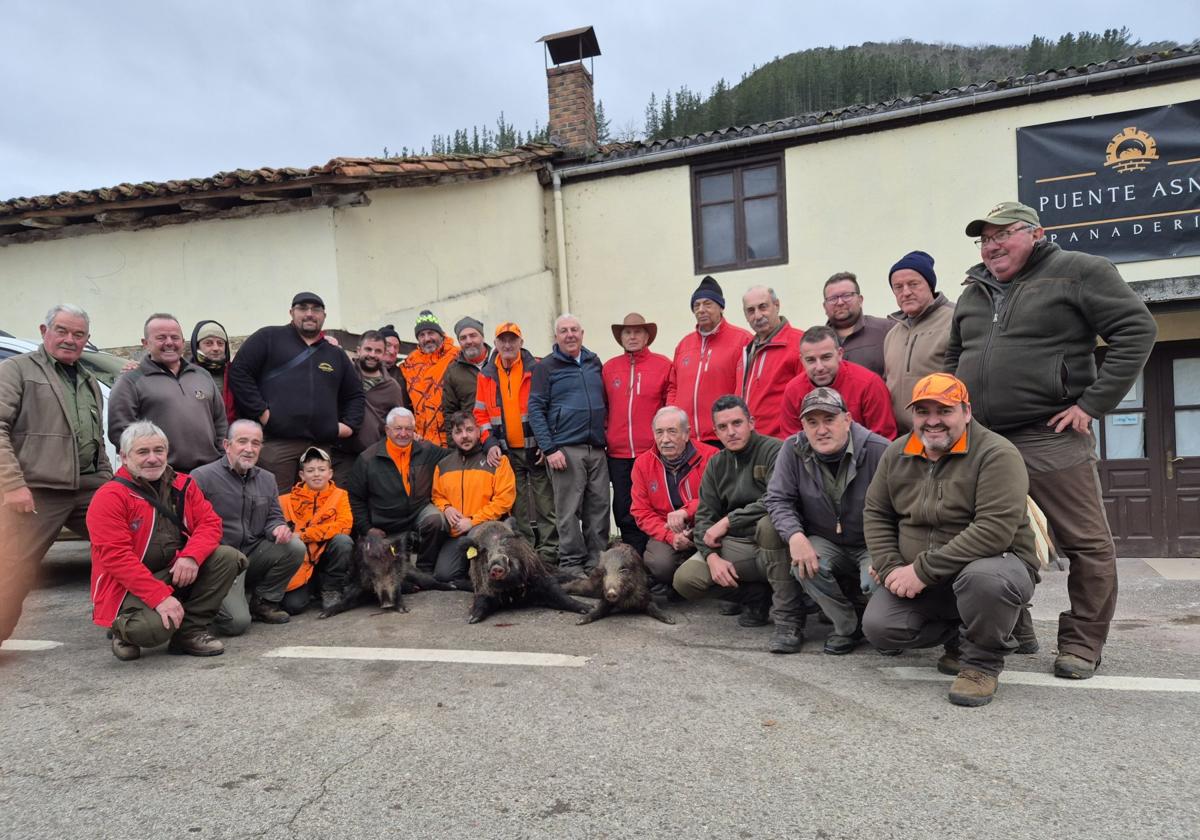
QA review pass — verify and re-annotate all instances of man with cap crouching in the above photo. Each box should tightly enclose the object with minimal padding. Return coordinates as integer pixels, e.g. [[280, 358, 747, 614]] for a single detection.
[[228, 291, 365, 491], [88, 421, 244, 660], [862, 373, 1040, 707]]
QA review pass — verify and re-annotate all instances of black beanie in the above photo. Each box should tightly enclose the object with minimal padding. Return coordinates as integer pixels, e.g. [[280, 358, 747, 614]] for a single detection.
[[690, 275, 725, 310], [379, 324, 400, 342], [888, 251, 937, 293], [414, 310, 445, 339]]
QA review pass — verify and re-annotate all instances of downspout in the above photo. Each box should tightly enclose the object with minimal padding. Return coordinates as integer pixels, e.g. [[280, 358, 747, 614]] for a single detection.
[[551, 167, 570, 314]]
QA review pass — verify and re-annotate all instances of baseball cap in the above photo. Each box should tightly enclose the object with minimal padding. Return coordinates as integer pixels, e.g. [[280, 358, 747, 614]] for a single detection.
[[495, 321, 522, 338], [964, 202, 1041, 237], [291, 291, 325, 308], [800, 387, 848, 418], [299, 445, 332, 464], [907, 373, 971, 408]]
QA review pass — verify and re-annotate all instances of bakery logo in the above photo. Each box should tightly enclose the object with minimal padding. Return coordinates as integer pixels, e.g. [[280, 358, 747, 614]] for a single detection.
[[1104, 127, 1158, 174]]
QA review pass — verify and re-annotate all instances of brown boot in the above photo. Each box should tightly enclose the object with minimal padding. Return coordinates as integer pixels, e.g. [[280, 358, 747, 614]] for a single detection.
[[948, 669, 998, 707], [250, 597, 290, 624], [168, 629, 226, 657], [110, 636, 141, 662], [936, 645, 961, 675]]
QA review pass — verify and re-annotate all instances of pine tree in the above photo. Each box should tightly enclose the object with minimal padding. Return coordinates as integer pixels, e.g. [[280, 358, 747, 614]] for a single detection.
[[595, 99, 611, 143]]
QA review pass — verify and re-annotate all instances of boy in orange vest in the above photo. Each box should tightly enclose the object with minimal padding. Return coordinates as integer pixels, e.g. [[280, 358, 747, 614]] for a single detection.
[[279, 446, 353, 614]]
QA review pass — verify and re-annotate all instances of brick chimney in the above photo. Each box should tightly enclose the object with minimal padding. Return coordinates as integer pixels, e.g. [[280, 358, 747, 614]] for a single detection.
[[538, 26, 601, 155], [547, 63, 597, 153]]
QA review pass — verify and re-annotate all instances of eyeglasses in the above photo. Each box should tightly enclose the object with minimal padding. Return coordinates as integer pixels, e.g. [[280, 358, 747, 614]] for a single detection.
[[823, 292, 860, 304], [974, 225, 1033, 247]]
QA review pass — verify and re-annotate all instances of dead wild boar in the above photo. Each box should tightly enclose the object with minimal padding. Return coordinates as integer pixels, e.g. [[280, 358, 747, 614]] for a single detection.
[[319, 531, 455, 618], [464, 521, 589, 624], [562, 543, 675, 625]]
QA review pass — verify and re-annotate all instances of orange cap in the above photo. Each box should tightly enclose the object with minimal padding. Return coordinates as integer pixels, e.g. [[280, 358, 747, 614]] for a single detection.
[[495, 321, 522, 338], [907, 372, 970, 408]]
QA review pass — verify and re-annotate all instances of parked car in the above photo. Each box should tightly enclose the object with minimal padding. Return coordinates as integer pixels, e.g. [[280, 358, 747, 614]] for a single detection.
[[0, 334, 124, 470]]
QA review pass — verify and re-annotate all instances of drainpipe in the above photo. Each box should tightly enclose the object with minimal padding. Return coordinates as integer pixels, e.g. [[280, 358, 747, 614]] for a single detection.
[[551, 168, 570, 314]]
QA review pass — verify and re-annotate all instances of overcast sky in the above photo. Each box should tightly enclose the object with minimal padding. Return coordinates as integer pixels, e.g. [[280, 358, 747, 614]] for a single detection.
[[4, 1, 1197, 200]]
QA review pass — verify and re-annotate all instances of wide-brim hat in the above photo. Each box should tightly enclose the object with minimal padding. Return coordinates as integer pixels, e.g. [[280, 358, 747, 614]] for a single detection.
[[611, 312, 658, 346]]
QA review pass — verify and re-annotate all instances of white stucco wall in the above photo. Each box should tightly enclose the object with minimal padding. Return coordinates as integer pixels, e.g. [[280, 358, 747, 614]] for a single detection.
[[560, 77, 1200, 349]]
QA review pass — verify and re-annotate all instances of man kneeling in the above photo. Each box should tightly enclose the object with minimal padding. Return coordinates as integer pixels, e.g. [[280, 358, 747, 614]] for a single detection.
[[863, 374, 1039, 707], [88, 421, 244, 660]]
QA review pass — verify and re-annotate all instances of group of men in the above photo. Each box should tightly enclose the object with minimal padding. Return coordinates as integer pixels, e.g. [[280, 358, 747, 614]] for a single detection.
[[0, 199, 1155, 707]]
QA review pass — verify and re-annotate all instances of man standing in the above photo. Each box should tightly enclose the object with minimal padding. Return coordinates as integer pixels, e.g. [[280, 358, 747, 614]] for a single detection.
[[667, 276, 751, 447], [673, 396, 805, 653], [347, 407, 448, 572], [779, 326, 897, 439], [347, 330, 407, 460], [765, 388, 890, 655], [475, 322, 558, 566], [882, 251, 955, 434], [378, 324, 407, 389], [630, 407, 718, 590], [400, 310, 459, 446], [822, 271, 893, 377], [189, 320, 236, 425], [191, 420, 305, 634], [108, 313, 226, 473], [228, 292, 364, 491], [431, 411, 516, 589], [604, 313, 672, 556], [88, 421, 243, 660], [527, 314, 610, 576], [862, 374, 1040, 707], [947, 201, 1156, 680], [441, 317, 493, 439], [736, 286, 804, 439], [0, 304, 113, 643]]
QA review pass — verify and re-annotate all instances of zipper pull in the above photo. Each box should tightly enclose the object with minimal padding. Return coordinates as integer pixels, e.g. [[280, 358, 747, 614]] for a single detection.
[[992, 311, 998, 323], [836, 518, 842, 535]]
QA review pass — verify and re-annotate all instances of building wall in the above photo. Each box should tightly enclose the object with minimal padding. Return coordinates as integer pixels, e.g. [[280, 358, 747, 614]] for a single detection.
[[0, 210, 339, 347], [560, 78, 1200, 350]]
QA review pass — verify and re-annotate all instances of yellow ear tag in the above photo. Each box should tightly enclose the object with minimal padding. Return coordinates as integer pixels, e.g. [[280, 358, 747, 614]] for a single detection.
[[389, 546, 396, 555], [466, 547, 478, 559]]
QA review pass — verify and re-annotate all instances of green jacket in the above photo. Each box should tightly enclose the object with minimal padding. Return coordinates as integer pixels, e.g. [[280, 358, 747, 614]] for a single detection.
[[883, 293, 954, 434], [693, 432, 782, 559], [864, 419, 1040, 587], [945, 241, 1156, 432]]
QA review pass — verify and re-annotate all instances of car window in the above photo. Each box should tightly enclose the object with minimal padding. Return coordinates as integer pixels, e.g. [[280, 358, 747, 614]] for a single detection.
[[78, 351, 128, 387]]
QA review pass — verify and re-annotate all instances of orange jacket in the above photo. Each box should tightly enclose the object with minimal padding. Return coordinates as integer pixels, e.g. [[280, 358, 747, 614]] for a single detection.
[[474, 348, 538, 453], [400, 335, 459, 445], [279, 482, 353, 591], [430, 447, 516, 537]]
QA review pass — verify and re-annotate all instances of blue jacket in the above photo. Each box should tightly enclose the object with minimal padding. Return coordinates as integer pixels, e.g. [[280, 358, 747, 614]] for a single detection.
[[527, 344, 607, 454]]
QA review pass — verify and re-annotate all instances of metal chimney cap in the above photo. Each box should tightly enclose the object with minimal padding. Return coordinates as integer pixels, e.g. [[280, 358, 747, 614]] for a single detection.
[[537, 26, 601, 65]]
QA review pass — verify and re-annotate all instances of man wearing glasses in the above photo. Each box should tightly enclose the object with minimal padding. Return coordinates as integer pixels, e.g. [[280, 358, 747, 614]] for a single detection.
[[822, 271, 892, 378], [229, 292, 365, 492], [945, 201, 1156, 680]]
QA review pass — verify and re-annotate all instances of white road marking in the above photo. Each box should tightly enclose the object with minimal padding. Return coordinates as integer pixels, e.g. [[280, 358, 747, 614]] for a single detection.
[[264, 645, 589, 668], [882, 666, 1200, 694], [0, 639, 63, 652], [1143, 557, 1200, 580]]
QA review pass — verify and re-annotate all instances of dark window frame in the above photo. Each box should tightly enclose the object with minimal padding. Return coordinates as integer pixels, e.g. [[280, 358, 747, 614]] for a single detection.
[[690, 153, 788, 274]]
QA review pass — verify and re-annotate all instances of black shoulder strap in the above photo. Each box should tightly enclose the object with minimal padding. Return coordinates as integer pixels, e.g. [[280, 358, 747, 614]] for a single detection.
[[262, 344, 319, 383], [114, 476, 191, 539]]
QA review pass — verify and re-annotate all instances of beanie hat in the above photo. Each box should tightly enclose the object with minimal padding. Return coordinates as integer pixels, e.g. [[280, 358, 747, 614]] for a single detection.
[[378, 324, 400, 342], [453, 316, 484, 339], [196, 323, 226, 343], [414, 310, 445, 339], [690, 275, 725, 310], [888, 251, 937, 293]]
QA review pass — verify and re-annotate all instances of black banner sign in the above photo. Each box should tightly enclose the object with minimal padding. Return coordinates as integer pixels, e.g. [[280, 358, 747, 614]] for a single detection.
[[1017, 100, 1200, 263]]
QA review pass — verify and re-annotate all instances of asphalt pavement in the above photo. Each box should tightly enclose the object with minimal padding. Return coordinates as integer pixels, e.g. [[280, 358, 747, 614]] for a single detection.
[[2, 543, 1198, 840]]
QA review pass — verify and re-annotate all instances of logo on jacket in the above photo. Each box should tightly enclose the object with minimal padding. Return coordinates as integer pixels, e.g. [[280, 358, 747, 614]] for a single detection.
[[130, 518, 142, 532], [612, 377, 621, 388], [194, 390, 208, 400], [318, 362, 334, 373], [681, 354, 691, 368], [649, 480, 659, 494]]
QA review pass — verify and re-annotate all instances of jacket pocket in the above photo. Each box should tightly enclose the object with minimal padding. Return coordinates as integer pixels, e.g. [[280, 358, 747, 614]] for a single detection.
[[1050, 352, 1068, 401]]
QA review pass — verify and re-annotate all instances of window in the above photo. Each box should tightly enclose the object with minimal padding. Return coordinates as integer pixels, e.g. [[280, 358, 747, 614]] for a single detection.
[[691, 155, 787, 273]]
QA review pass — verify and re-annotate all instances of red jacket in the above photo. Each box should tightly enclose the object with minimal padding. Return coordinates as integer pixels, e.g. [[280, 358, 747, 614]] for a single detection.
[[779, 360, 899, 440], [735, 319, 805, 439], [603, 348, 672, 459], [630, 441, 718, 544], [88, 467, 225, 628], [666, 319, 751, 443]]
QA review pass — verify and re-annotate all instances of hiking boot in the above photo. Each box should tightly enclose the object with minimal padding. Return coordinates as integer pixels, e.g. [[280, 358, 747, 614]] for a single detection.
[[320, 590, 344, 612], [737, 599, 770, 627], [717, 600, 742, 616], [936, 646, 961, 676], [250, 597, 290, 624], [110, 636, 141, 662], [948, 669, 998, 707], [1016, 638, 1040, 655], [768, 624, 804, 654], [168, 629, 225, 656], [823, 631, 864, 656], [1054, 653, 1098, 680], [876, 648, 902, 657]]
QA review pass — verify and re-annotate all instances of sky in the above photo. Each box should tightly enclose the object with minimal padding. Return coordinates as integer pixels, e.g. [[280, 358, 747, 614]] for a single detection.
[[3, 0, 1198, 200]]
